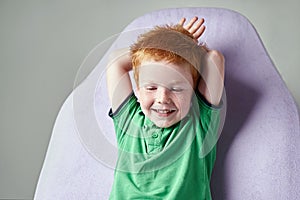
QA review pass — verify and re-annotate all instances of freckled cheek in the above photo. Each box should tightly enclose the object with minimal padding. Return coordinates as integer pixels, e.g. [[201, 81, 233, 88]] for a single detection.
[[175, 94, 192, 112], [178, 100, 190, 111], [139, 93, 155, 110]]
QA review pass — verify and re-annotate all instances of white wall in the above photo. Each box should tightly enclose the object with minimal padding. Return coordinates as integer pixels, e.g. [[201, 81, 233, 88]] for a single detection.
[[0, 0, 299, 198]]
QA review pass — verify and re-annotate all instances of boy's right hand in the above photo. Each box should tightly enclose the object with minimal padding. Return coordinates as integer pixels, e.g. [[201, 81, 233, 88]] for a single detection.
[[179, 16, 205, 43]]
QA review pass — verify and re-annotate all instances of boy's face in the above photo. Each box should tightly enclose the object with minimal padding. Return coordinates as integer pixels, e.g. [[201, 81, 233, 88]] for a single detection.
[[136, 60, 194, 128]]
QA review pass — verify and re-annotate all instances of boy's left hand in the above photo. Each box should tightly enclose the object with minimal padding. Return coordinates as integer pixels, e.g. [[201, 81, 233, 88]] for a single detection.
[[179, 16, 205, 43]]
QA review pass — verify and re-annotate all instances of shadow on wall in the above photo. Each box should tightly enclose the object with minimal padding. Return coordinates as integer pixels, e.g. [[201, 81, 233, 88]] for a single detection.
[[211, 75, 261, 199]]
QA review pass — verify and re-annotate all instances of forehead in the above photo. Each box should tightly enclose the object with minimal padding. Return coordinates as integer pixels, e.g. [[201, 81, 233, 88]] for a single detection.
[[139, 60, 193, 85]]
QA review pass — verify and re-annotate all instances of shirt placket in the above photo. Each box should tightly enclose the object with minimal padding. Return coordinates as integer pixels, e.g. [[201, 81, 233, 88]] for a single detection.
[[143, 124, 163, 154]]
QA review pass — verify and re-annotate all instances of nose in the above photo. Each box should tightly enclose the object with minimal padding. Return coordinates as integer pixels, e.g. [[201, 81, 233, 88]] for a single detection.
[[156, 87, 171, 104]]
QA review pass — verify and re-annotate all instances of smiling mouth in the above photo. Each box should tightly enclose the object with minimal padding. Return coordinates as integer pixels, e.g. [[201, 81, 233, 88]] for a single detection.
[[152, 109, 176, 114]]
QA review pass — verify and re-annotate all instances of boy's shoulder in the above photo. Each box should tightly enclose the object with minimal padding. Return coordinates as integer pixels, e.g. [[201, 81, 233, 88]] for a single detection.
[[109, 92, 140, 119]]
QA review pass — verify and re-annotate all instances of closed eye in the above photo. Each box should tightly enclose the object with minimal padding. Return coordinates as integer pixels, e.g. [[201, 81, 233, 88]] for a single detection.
[[171, 87, 183, 92], [145, 86, 157, 91]]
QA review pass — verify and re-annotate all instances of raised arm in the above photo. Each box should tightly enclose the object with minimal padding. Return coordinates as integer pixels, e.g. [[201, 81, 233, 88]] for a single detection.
[[106, 48, 133, 112], [179, 17, 225, 106], [198, 50, 224, 106]]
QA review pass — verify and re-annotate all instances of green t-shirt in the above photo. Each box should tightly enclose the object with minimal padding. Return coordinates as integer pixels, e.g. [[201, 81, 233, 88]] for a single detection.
[[108, 91, 221, 200]]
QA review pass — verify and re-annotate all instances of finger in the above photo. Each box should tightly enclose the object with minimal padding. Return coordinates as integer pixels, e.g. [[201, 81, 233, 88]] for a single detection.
[[189, 18, 204, 34], [178, 17, 186, 26], [197, 18, 205, 28], [193, 25, 206, 40], [184, 16, 198, 30]]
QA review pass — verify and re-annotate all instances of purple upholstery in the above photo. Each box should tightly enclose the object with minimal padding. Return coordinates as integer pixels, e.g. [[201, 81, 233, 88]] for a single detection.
[[34, 8, 300, 200]]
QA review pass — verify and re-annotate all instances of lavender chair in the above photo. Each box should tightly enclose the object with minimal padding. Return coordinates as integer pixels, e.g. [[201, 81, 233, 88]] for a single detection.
[[34, 7, 300, 200]]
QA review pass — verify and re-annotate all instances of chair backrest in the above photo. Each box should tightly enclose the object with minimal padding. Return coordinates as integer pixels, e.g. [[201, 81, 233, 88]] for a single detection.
[[34, 7, 300, 200]]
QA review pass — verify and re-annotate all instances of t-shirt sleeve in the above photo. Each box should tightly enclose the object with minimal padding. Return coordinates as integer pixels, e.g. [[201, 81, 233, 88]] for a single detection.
[[108, 92, 137, 118], [108, 92, 139, 141], [194, 90, 222, 158]]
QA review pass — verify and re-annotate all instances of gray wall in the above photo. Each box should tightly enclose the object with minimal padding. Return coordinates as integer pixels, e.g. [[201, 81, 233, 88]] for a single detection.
[[0, 0, 299, 199]]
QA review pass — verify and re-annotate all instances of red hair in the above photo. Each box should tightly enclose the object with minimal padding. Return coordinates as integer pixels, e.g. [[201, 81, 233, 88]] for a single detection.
[[130, 24, 207, 88]]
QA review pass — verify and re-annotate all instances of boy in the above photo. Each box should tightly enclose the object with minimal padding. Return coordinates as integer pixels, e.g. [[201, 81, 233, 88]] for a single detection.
[[106, 17, 225, 200]]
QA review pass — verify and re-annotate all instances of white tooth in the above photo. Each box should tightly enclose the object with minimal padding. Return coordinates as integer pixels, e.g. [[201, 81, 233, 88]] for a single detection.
[[154, 109, 175, 114]]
